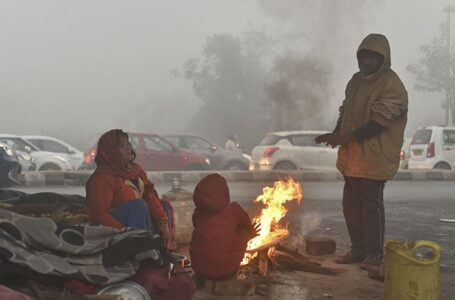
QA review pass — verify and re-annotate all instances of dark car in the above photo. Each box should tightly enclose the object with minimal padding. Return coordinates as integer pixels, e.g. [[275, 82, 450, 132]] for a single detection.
[[81, 132, 211, 171], [0, 142, 21, 187], [163, 134, 250, 170]]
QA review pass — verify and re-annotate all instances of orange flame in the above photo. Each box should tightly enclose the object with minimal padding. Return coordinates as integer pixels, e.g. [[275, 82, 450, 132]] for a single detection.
[[242, 177, 302, 264]]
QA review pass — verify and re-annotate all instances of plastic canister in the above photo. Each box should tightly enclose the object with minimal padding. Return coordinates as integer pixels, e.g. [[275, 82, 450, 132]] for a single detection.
[[384, 240, 440, 300]]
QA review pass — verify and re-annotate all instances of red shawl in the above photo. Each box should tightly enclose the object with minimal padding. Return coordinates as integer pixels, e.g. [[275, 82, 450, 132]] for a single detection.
[[89, 129, 166, 222]]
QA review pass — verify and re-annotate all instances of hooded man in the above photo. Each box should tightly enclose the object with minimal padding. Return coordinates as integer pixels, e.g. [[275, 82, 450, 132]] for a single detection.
[[315, 33, 408, 270]]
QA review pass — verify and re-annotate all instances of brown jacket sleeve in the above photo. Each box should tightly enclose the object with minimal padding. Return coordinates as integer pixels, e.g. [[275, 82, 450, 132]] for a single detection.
[[371, 75, 408, 128], [86, 173, 124, 229]]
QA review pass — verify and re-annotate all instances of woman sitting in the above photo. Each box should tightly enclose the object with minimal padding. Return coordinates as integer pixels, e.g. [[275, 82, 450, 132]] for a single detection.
[[85, 129, 168, 243]]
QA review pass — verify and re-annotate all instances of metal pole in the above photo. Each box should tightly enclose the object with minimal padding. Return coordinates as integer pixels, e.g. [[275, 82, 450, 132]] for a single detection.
[[444, 6, 455, 125]]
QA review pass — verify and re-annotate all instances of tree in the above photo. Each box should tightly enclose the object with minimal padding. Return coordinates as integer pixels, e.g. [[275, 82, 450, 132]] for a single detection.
[[180, 33, 269, 151], [180, 32, 334, 151], [408, 14, 455, 125], [265, 53, 332, 131]]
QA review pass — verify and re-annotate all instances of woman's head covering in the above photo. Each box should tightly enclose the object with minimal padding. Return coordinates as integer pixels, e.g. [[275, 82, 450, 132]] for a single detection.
[[94, 129, 143, 179]]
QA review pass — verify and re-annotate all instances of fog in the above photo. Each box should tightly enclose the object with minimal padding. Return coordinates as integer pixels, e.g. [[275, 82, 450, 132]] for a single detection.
[[0, 0, 451, 151]]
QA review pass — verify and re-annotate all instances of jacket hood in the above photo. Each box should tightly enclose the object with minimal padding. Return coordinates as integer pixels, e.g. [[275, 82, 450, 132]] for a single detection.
[[193, 173, 230, 213], [357, 33, 391, 76]]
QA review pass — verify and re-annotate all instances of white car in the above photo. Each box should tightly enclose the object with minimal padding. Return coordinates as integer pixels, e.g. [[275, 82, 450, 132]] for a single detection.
[[0, 134, 73, 171], [22, 135, 84, 170], [250, 130, 337, 170], [399, 137, 411, 169], [408, 126, 455, 170]]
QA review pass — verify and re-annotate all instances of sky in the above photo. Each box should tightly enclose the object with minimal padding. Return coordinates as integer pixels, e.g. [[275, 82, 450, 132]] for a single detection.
[[0, 0, 453, 149]]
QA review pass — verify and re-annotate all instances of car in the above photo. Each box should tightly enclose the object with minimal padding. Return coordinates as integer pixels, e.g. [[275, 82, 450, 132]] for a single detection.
[[163, 134, 250, 170], [0, 142, 21, 187], [408, 126, 455, 170], [0, 134, 74, 171], [81, 132, 211, 171], [399, 137, 411, 169], [250, 130, 337, 170], [22, 135, 84, 170]]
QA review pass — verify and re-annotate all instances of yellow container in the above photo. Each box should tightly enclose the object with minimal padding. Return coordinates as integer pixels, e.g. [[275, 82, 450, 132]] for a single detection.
[[384, 240, 440, 300]]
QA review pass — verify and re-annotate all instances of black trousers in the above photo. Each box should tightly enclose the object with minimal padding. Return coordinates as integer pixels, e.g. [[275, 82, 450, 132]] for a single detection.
[[342, 176, 386, 258]]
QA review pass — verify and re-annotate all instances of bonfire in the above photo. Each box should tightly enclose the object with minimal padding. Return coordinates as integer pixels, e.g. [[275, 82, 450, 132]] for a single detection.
[[242, 177, 302, 265]]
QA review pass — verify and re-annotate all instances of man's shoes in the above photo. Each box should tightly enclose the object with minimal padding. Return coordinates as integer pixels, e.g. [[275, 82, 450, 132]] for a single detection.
[[359, 255, 383, 270], [334, 251, 365, 264]]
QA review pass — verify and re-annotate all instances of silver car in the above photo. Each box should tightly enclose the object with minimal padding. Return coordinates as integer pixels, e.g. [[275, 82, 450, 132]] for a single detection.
[[250, 130, 337, 170]]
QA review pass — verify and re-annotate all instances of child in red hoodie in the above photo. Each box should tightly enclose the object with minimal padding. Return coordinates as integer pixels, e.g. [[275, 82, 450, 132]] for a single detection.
[[190, 174, 255, 286]]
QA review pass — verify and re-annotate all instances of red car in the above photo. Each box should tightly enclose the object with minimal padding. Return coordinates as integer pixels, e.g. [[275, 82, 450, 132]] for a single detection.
[[81, 132, 211, 171]]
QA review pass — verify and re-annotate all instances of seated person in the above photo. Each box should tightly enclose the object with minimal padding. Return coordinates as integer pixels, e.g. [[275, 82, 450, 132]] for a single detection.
[[85, 129, 194, 300], [190, 174, 256, 285], [85, 129, 169, 243]]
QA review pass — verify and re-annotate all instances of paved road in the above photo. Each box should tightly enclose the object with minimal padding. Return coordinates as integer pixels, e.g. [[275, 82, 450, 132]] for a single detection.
[[10, 180, 455, 298]]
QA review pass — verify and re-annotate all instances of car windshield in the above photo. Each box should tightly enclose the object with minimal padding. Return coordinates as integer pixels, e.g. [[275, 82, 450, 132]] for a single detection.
[[0, 138, 35, 152], [259, 134, 281, 146], [411, 129, 432, 145]]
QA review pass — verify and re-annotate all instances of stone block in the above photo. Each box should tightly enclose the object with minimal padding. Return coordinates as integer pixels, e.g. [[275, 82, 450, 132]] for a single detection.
[[304, 235, 336, 256]]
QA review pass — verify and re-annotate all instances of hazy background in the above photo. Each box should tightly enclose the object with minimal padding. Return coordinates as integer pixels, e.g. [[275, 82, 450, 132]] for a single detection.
[[0, 0, 451, 151]]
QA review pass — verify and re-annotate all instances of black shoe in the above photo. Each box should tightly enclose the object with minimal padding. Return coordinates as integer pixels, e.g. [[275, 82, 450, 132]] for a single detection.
[[359, 255, 383, 270], [335, 251, 365, 264]]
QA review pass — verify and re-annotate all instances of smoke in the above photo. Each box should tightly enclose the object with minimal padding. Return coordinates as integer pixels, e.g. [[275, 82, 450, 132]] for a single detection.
[[265, 53, 333, 131], [284, 212, 323, 248], [300, 212, 323, 237], [257, 0, 382, 130]]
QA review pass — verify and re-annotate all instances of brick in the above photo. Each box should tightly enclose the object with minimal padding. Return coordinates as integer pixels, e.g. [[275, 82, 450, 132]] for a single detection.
[[305, 235, 336, 256]]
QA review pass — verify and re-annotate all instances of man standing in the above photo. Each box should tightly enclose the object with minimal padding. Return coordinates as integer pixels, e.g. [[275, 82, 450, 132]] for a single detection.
[[225, 134, 242, 152], [315, 33, 408, 270]]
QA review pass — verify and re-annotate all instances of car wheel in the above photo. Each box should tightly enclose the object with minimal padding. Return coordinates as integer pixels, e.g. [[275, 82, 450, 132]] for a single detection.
[[434, 162, 451, 170], [274, 161, 297, 170], [39, 163, 61, 171], [224, 161, 247, 170], [185, 164, 203, 171]]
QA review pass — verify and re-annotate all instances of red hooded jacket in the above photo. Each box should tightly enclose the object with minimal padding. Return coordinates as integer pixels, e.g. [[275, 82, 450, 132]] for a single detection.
[[190, 174, 254, 280]]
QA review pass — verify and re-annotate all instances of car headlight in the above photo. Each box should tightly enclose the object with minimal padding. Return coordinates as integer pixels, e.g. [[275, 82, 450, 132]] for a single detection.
[[2, 146, 15, 157], [20, 153, 32, 161], [205, 158, 211, 165], [55, 155, 69, 162], [242, 153, 251, 161]]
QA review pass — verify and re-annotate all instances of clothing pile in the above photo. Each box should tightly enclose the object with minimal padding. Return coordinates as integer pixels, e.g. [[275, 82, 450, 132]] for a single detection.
[[0, 189, 194, 299]]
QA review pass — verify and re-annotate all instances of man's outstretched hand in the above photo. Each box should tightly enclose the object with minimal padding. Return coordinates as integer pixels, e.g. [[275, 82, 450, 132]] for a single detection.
[[315, 132, 353, 148]]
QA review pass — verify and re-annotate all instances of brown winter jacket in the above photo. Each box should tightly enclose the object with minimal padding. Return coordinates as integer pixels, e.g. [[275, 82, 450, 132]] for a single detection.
[[336, 34, 408, 180]]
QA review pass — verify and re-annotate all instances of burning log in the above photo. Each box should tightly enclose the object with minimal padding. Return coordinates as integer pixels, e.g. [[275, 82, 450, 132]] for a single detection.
[[271, 247, 344, 276], [242, 177, 302, 266]]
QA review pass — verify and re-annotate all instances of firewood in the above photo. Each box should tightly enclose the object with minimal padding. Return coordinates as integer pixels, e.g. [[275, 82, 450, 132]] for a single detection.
[[272, 253, 344, 276], [275, 244, 311, 261], [274, 250, 320, 267]]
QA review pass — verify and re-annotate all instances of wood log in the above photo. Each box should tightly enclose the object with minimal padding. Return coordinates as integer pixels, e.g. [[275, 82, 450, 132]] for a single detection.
[[272, 253, 344, 276], [275, 245, 312, 261]]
